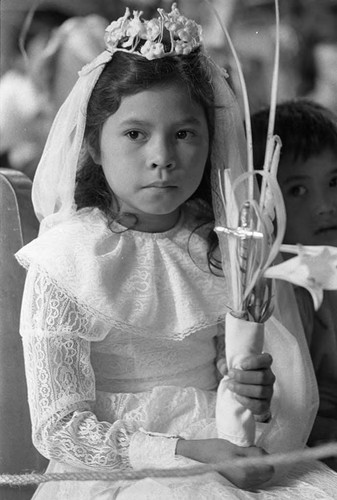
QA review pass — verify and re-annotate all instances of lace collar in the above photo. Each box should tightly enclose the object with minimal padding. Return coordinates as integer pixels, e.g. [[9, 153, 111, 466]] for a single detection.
[[17, 201, 230, 340]]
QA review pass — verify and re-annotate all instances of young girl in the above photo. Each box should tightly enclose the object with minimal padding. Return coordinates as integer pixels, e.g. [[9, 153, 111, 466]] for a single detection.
[[16, 5, 337, 499]]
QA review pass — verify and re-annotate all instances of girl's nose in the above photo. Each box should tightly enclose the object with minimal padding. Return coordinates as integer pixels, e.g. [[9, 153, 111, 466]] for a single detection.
[[149, 137, 176, 170], [151, 160, 176, 170]]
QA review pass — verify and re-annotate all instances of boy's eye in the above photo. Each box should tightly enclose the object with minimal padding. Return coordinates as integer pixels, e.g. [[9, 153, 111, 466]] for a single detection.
[[289, 185, 307, 197]]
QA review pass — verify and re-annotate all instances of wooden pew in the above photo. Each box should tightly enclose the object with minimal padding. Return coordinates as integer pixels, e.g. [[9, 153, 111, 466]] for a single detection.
[[0, 168, 47, 499]]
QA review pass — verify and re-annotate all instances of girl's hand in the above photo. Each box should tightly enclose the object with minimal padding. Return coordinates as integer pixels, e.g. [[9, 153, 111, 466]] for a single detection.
[[176, 438, 274, 490], [218, 353, 275, 417]]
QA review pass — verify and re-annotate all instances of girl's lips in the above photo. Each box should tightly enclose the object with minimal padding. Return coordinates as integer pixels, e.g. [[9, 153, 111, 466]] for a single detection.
[[145, 182, 177, 188]]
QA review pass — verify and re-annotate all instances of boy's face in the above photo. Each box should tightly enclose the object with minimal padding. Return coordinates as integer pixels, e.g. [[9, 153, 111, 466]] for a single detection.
[[278, 148, 337, 246]]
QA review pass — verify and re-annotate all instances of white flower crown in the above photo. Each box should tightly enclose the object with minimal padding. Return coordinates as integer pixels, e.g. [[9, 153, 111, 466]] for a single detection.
[[104, 3, 203, 60]]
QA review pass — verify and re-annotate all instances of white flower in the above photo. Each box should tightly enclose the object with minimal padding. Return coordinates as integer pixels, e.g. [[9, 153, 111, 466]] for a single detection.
[[140, 40, 165, 60], [175, 40, 193, 55], [264, 245, 337, 310], [122, 11, 146, 49], [143, 19, 162, 41], [104, 8, 131, 50], [127, 11, 145, 38], [104, 3, 202, 58]]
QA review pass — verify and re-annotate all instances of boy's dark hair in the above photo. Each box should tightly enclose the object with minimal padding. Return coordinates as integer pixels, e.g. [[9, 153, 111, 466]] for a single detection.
[[75, 49, 215, 219], [251, 99, 337, 170]]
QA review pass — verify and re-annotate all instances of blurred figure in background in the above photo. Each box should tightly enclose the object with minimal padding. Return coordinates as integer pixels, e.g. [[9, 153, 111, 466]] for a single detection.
[[31, 14, 107, 123], [0, 10, 107, 179], [292, 0, 337, 114], [0, 7, 71, 178], [230, 21, 300, 114], [307, 42, 337, 116], [213, 0, 302, 115]]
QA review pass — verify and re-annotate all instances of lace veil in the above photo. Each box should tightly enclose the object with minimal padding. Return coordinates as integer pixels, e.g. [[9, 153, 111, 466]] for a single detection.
[[32, 50, 112, 231], [32, 49, 247, 235]]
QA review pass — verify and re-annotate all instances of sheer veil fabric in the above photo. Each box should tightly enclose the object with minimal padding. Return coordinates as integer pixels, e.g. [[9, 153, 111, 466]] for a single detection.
[[31, 48, 248, 234], [31, 50, 112, 230]]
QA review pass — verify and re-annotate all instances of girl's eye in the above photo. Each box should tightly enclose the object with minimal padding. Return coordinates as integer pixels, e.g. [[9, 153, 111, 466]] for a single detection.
[[288, 185, 307, 197], [126, 130, 144, 141], [176, 130, 194, 140]]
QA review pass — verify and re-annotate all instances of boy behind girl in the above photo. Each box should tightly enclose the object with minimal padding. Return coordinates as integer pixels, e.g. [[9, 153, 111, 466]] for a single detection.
[[251, 99, 337, 470]]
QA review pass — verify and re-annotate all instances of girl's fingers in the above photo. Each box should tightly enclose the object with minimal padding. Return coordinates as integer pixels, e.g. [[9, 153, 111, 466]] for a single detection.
[[240, 352, 273, 370], [234, 394, 271, 415], [229, 380, 273, 399], [217, 358, 228, 376], [228, 367, 276, 386], [222, 446, 274, 490]]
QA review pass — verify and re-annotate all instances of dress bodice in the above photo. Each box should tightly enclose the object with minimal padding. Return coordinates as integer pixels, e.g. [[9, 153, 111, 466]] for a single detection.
[[91, 325, 219, 394]]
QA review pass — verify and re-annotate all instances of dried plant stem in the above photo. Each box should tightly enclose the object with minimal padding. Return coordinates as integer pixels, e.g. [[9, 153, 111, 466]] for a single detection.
[[259, 0, 280, 211], [204, 0, 254, 201]]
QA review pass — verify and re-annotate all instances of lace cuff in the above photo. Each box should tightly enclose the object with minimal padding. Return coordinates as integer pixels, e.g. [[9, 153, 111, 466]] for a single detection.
[[129, 428, 181, 469]]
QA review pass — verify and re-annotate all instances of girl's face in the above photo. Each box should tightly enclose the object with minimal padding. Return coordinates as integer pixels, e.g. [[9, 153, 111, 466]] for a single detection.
[[98, 83, 209, 232], [278, 148, 337, 246]]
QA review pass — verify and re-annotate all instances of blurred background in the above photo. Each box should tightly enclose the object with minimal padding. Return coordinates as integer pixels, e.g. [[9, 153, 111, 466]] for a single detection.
[[1, 0, 337, 177]]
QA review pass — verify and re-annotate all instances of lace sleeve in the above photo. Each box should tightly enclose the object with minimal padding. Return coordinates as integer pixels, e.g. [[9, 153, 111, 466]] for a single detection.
[[20, 266, 179, 471]]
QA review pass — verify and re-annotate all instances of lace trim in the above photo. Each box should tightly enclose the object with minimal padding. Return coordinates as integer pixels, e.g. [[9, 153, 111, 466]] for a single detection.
[[18, 260, 227, 341], [18, 262, 110, 341], [38, 410, 132, 471]]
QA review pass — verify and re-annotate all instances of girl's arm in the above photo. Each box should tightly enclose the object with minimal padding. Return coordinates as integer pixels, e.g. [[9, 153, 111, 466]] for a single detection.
[[20, 266, 179, 472]]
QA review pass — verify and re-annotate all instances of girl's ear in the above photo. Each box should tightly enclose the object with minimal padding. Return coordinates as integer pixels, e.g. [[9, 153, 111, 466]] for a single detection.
[[87, 143, 101, 165]]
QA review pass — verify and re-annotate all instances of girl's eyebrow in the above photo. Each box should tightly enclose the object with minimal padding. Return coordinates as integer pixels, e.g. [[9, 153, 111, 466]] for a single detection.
[[118, 116, 205, 128]]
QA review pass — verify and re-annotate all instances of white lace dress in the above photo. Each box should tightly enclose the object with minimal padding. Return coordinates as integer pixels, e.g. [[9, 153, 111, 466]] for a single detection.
[[16, 203, 337, 499]]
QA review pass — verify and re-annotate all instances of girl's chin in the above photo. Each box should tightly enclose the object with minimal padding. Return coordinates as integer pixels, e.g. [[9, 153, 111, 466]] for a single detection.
[[118, 207, 181, 232]]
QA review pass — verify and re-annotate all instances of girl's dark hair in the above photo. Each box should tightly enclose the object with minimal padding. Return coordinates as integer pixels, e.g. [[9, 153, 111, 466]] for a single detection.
[[74, 48, 220, 272], [251, 99, 337, 170], [74, 49, 214, 218]]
